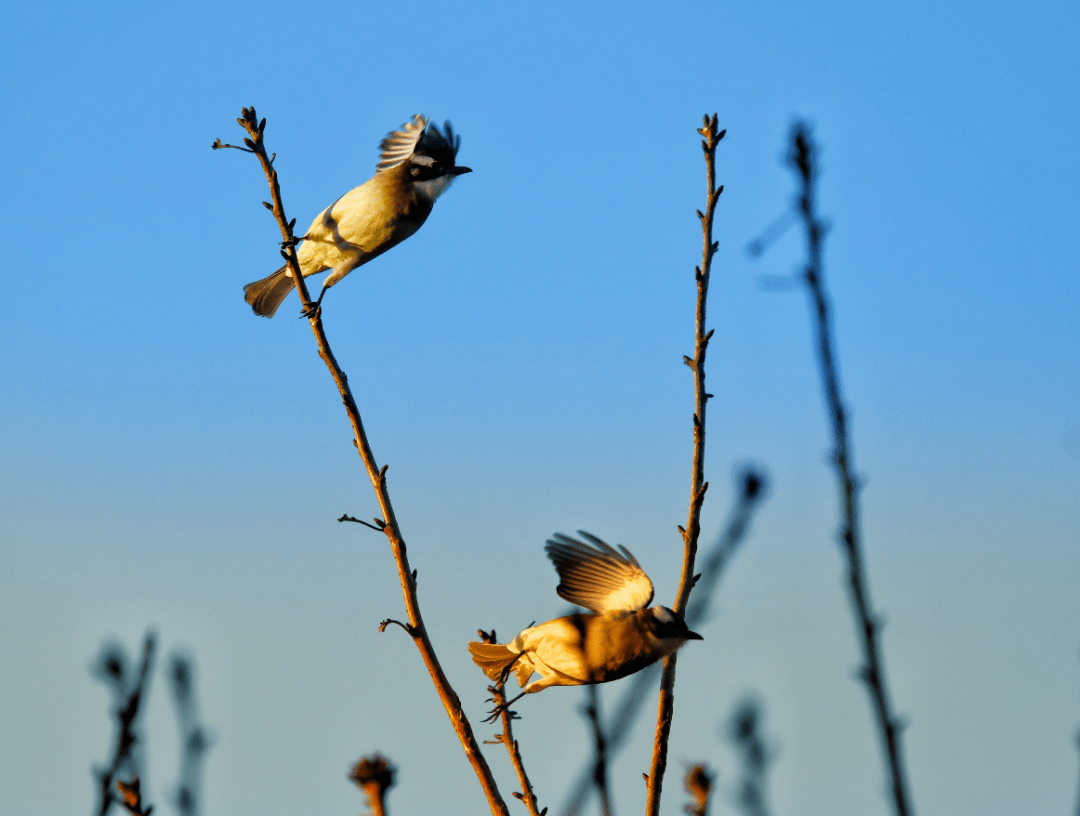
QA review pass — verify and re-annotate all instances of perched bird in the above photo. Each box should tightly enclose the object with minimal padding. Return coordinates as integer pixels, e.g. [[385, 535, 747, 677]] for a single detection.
[[469, 532, 702, 717], [244, 114, 472, 318]]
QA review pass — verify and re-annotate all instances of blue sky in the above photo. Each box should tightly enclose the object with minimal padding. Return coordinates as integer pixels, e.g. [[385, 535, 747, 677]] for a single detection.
[[1, 1, 1078, 815]]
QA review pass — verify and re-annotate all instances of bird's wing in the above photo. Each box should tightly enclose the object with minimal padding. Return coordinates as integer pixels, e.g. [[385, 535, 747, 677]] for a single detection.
[[544, 532, 654, 614], [376, 114, 428, 171]]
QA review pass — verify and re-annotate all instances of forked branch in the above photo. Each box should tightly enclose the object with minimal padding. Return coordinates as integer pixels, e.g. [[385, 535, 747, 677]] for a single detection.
[[216, 107, 508, 816]]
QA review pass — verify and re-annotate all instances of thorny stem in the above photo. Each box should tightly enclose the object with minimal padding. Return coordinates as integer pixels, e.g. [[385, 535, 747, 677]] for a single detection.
[[219, 107, 509, 816], [789, 121, 914, 816], [645, 113, 725, 816]]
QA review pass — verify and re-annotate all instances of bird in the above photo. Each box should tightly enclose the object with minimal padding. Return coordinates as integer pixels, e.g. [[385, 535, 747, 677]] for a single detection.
[[243, 114, 472, 318], [469, 532, 702, 719]]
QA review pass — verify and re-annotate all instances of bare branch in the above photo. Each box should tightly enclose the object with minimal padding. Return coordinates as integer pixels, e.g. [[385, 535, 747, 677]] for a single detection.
[[783, 120, 914, 816], [645, 113, 726, 816], [217, 107, 509, 816], [478, 630, 545, 816]]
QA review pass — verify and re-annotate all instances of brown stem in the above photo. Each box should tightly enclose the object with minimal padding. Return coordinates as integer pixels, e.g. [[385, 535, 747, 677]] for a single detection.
[[788, 121, 914, 816], [220, 107, 509, 816], [645, 114, 725, 816]]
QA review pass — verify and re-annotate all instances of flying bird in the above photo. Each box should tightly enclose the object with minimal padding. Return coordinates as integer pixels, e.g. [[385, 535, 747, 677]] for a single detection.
[[469, 532, 702, 718], [244, 114, 471, 318]]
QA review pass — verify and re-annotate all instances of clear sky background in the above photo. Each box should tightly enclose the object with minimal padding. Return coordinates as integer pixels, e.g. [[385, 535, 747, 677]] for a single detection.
[[2, 1, 1078, 815]]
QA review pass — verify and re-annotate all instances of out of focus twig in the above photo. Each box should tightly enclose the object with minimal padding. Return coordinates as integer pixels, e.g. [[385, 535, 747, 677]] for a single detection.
[[583, 685, 612, 816], [351, 754, 396, 816], [752, 120, 915, 816], [646, 113, 726, 816], [168, 652, 212, 816], [683, 764, 714, 816], [92, 632, 156, 816], [727, 697, 774, 816], [216, 107, 509, 816], [560, 467, 768, 816], [115, 778, 153, 816]]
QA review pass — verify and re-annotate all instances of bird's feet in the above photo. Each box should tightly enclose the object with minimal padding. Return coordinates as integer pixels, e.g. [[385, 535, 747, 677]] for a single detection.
[[300, 301, 321, 319], [482, 688, 527, 723], [482, 702, 511, 724]]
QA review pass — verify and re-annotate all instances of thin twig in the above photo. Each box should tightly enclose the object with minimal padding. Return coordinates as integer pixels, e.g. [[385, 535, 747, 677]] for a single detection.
[[786, 120, 914, 816], [645, 113, 726, 816], [218, 107, 509, 816], [559, 466, 768, 816], [583, 685, 613, 816], [168, 652, 212, 816], [338, 514, 386, 532], [478, 630, 545, 816], [93, 632, 156, 816], [727, 697, 774, 816]]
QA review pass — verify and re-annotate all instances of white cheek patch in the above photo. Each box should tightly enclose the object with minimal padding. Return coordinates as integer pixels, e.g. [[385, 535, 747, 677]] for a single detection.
[[653, 607, 674, 624], [414, 174, 455, 202]]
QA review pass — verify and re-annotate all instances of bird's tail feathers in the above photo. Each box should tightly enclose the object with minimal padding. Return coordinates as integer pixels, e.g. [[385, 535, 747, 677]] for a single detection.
[[244, 265, 296, 318], [468, 641, 522, 682]]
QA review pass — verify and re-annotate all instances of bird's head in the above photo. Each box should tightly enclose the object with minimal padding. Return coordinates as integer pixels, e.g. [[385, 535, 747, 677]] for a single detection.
[[377, 115, 472, 202], [645, 606, 703, 648]]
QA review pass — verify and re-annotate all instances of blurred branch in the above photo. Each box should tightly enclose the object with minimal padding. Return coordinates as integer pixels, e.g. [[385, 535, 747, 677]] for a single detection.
[[583, 685, 613, 816], [351, 754, 396, 816], [560, 466, 768, 816], [775, 120, 914, 816], [92, 632, 155, 816], [478, 630, 545, 816], [683, 764, 714, 816], [168, 652, 212, 816], [216, 107, 509, 816], [727, 697, 774, 816], [646, 112, 726, 816]]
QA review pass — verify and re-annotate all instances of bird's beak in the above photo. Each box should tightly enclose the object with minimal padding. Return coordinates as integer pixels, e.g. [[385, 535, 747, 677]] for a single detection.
[[452, 166, 473, 175], [686, 630, 704, 641]]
